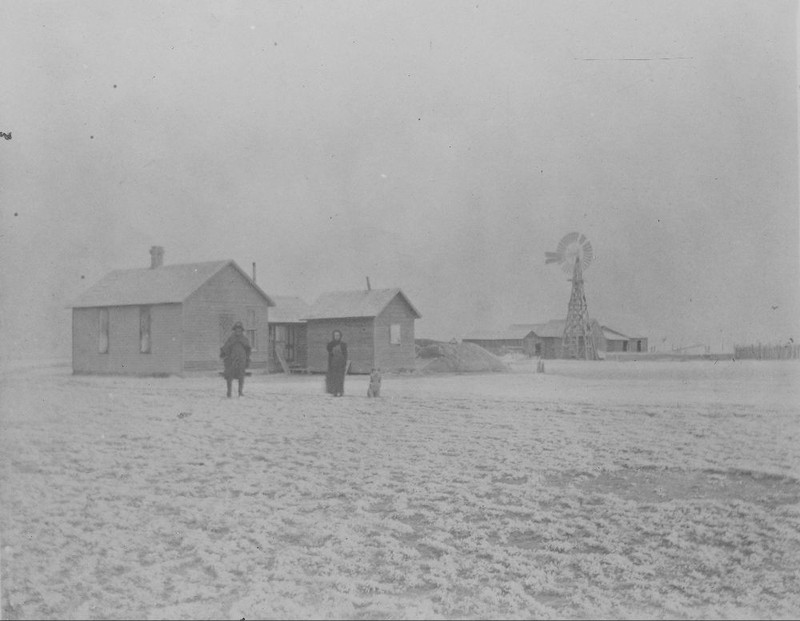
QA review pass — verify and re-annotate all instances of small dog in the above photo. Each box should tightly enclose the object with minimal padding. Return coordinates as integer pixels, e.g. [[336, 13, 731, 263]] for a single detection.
[[366, 368, 382, 397]]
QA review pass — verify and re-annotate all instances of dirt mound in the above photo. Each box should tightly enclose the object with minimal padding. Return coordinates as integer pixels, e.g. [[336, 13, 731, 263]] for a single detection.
[[417, 341, 510, 373]]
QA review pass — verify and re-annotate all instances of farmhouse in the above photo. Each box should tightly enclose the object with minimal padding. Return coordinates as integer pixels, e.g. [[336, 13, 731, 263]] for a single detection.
[[268, 296, 310, 373], [70, 247, 274, 375], [303, 288, 421, 374]]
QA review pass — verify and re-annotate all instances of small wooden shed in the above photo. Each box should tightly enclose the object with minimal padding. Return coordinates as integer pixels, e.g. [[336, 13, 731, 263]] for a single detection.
[[303, 288, 421, 374], [69, 248, 274, 375], [268, 296, 310, 373]]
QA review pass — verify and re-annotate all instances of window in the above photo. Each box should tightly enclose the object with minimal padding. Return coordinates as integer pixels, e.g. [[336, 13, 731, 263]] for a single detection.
[[98, 308, 109, 353], [390, 323, 401, 345], [246, 308, 257, 351], [139, 306, 151, 353]]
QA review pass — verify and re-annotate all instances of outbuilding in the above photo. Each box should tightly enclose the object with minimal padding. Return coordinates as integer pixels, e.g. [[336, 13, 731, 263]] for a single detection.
[[268, 296, 310, 373], [69, 247, 274, 375], [303, 288, 421, 374], [462, 327, 539, 356], [601, 326, 632, 353]]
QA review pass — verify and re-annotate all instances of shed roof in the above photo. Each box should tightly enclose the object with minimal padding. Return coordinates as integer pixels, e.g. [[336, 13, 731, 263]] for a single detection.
[[269, 296, 311, 323], [304, 288, 421, 320], [69, 260, 274, 308]]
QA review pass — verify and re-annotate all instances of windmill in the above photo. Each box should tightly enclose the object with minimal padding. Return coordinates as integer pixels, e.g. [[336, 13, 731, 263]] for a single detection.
[[545, 232, 599, 360]]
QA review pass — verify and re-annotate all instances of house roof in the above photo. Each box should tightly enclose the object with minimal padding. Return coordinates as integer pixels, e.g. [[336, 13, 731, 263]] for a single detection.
[[269, 296, 311, 323], [304, 288, 421, 320], [69, 260, 274, 308], [463, 327, 538, 341]]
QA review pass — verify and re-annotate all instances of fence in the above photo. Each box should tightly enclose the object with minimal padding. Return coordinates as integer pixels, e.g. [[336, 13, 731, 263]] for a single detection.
[[733, 343, 800, 360]]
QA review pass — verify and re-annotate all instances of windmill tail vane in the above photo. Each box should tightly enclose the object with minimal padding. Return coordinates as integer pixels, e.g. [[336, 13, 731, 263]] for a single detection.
[[544, 251, 562, 264]]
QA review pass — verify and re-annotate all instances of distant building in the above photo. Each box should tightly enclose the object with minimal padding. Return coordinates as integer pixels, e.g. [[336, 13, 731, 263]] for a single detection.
[[601, 326, 631, 353], [303, 288, 421, 374], [462, 327, 539, 356], [69, 247, 274, 375], [626, 334, 649, 353], [268, 296, 310, 373]]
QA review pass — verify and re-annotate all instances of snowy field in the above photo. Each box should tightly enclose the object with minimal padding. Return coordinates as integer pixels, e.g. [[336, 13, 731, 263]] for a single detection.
[[1, 359, 799, 620]]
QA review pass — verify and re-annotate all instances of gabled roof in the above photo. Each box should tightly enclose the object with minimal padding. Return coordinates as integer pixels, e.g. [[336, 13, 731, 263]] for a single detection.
[[270, 296, 311, 323], [304, 288, 421, 320], [464, 327, 537, 341], [69, 260, 274, 308]]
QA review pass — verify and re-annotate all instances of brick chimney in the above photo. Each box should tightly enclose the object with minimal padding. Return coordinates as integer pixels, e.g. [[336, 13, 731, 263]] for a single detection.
[[149, 246, 164, 269]]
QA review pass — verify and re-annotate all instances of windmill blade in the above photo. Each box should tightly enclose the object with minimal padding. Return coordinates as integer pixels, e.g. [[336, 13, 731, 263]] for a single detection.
[[556, 232, 580, 255]]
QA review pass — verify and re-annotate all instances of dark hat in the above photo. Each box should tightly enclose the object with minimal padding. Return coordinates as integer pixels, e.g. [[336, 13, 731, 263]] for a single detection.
[[232, 321, 244, 331]]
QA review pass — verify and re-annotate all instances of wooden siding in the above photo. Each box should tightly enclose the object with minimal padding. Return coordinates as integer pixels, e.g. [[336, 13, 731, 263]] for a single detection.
[[605, 338, 629, 353], [72, 304, 183, 375], [628, 338, 648, 353], [373, 295, 417, 372], [182, 264, 271, 371], [305, 318, 374, 374]]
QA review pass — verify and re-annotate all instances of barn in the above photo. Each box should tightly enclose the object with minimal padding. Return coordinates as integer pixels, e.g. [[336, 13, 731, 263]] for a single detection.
[[462, 327, 539, 356], [508, 320, 605, 359], [268, 296, 310, 373], [303, 288, 421, 374], [69, 247, 274, 375]]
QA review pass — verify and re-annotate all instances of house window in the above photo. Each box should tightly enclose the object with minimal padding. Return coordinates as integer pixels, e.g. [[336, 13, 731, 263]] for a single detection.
[[390, 323, 401, 345], [246, 308, 257, 351], [140, 306, 151, 353], [98, 308, 109, 353]]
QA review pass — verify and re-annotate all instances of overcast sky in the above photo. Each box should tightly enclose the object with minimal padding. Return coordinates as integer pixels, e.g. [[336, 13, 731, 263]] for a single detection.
[[1, 0, 798, 359]]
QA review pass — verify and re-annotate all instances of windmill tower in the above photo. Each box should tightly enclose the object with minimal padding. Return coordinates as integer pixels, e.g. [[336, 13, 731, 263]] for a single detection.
[[545, 232, 599, 360]]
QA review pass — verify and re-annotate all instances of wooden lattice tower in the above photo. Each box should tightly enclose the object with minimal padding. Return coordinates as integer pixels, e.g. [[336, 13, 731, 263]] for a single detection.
[[562, 256, 598, 360], [545, 232, 599, 360]]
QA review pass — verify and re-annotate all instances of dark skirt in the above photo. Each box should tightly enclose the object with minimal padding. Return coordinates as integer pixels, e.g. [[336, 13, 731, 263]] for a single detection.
[[326, 354, 347, 395]]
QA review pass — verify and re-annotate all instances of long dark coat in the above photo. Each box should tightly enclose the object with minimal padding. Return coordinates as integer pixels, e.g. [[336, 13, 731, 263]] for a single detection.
[[220, 334, 251, 380], [325, 339, 348, 395]]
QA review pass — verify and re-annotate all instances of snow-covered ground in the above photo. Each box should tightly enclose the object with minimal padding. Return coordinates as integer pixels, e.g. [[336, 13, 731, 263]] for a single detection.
[[1, 359, 799, 619]]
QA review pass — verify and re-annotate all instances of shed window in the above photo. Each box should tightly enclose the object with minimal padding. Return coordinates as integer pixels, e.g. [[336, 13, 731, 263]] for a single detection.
[[98, 308, 109, 353], [390, 323, 401, 345], [140, 306, 151, 354]]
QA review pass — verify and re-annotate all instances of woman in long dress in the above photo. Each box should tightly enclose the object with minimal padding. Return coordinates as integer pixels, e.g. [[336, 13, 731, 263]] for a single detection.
[[325, 330, 348, 397]]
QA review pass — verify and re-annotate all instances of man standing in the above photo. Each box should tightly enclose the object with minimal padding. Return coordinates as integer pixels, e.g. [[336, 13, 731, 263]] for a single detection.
[[220, 321, 251, 397]]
